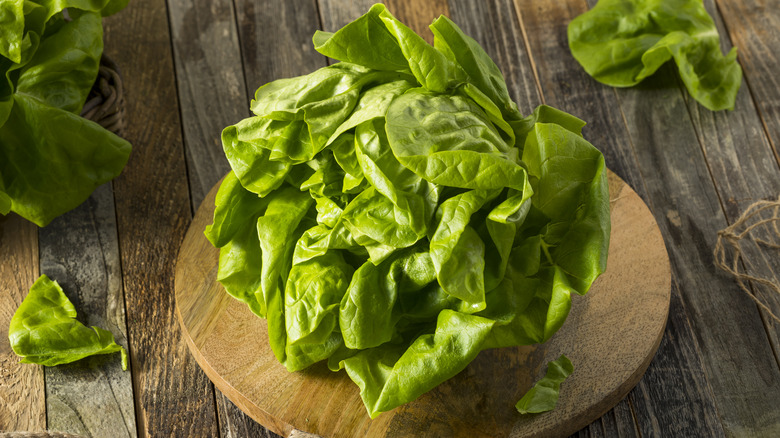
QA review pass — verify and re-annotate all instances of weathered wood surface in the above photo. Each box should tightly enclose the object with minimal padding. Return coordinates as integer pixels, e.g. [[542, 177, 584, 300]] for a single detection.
[[715, 0, 780, 162], [0, 215, 45, 432], [175, 171, 670, 438], [102, 0, 219, 436], [234, 0, 325, 98], [3, 0, 780, 436], [700, 0, 780, 359], [38, 183, 136, 437]]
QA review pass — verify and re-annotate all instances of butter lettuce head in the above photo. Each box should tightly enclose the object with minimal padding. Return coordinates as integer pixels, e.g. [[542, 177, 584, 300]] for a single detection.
[[0, 0, 130, 227], [567, 0, 742, 111], [207, 4, 610, 418]]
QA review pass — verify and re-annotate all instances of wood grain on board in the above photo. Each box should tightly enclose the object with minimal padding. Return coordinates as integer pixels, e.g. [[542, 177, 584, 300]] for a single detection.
[[38, 183, 136, 437], [0, 215, 45, 432], [102, 0, 219, 435], [174, 171, 671, 438], [512, 2, 723, 436]]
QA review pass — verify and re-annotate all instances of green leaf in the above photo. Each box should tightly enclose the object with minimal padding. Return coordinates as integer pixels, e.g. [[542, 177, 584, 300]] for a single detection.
[[522, 122, 610, 295], [255, 187, 314, 364], [285, 251, 353, 346], [515, 354, 573, 414], [430, 15, 521, 121], [9, 275, 128, 370], [0, 0, 24, 64], [378, 8, 467, 92], [339, 247, 435, 350], [385, 89, 529, 192], [0, 0, 131, 226], [568, 0, 742, 111], [16, 10, 102, 114], [341, 310, 495, 418], [429, 189, 498, 309], [313, 4, 409, 72], [0, 94, 131, 226], [205, 172, 270, 318]]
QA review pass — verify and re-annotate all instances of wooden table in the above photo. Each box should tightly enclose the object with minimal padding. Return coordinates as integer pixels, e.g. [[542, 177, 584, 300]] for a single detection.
[[2, 0, 779, 436]]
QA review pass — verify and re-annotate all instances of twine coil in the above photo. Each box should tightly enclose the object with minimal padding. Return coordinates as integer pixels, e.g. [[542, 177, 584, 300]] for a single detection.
[[714, 196, 780, 322], [80, 54, 125, 136]]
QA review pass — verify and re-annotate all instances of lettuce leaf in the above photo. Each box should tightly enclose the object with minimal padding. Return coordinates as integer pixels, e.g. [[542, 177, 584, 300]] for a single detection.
[[208, 3, 609, 418], [9, 275, 128, 370], [567, 0, 742, 111], [0, 0, 130, 226], [515, 354, 574, 414]]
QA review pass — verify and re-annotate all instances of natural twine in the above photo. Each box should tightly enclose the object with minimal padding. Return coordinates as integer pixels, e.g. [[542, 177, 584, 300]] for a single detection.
[[714, 196, 780, 322], [80, 54, 125, 136]]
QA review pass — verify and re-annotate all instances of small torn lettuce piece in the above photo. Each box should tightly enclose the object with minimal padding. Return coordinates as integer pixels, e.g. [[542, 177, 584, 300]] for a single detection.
[[9, 275, 128, 370], [515, 354, 573, 414]]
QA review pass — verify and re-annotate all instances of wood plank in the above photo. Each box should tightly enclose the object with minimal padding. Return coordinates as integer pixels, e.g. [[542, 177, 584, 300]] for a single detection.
[[102, 0, 219, 435], [167, 0, 245, 211], [514, 0, 731, 436], [217, 395, 281, 438], [38, 183, 136, 437], [446, 0, 542, 114], [714, 0, 780, 165], [686, 0, 780, 362], [165, 0, 274, 434], [233, 0, 325, 98], [318, 0, 378, 32], [610, 65, 780, 435], [627, 285, 725, 437], [0, 215, 45, 432], [384, 0, 449, 45]]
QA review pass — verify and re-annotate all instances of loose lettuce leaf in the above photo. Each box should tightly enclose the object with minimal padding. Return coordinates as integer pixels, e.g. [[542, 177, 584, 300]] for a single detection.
[[0, 94, 131, 226], [568, 0, 742, 111], [9, 275, 128, 370], [207, 3, 610, 419], [515, 354, 574, 414], [0, 0, 131, 226]]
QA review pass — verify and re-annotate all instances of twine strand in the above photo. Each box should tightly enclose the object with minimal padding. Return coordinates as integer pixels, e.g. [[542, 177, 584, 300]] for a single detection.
[[714, 195, 780, 323]]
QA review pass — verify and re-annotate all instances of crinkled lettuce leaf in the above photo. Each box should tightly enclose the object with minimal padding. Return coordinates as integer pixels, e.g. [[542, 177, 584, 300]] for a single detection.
[[567, 0, 742, 111], [0, 0, 130, 226], [9, 275, 128, 370], [208, 3, 610, 418]]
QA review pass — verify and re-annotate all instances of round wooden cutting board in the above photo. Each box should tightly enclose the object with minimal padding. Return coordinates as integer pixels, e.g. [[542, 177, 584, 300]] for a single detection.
[[174, 170, 671, 438]]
